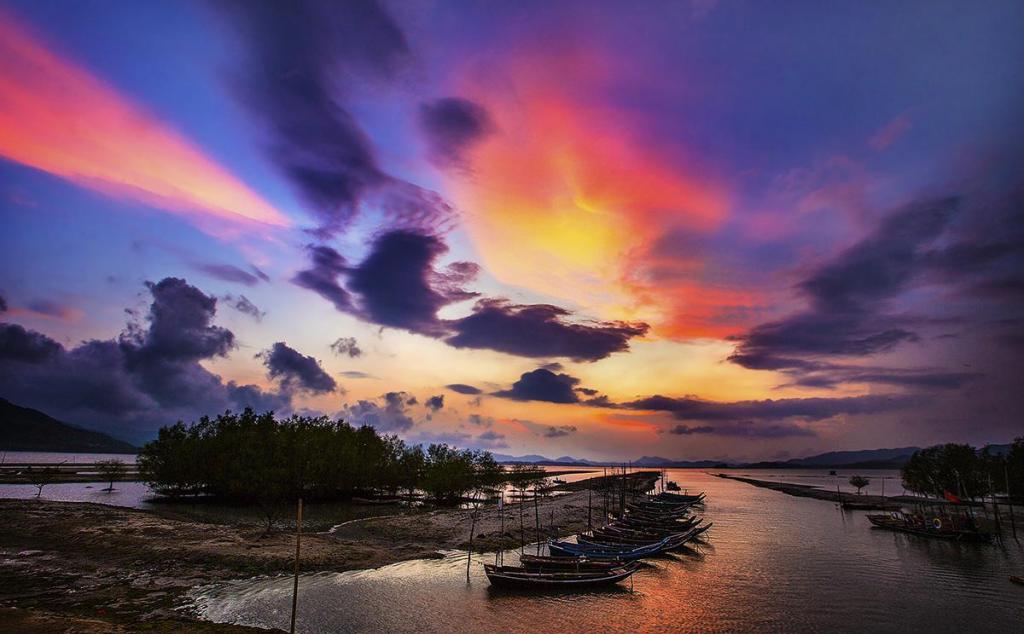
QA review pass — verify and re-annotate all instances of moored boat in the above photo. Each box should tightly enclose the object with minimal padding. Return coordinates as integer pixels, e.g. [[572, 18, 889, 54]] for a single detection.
[[484, 561, 641, 589], [866, 511, 992, 542], [518, 554, 625, 572]]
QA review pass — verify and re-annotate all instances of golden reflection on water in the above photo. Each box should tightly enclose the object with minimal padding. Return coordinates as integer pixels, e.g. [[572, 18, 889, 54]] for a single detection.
[[192, 471, 1024, 633]]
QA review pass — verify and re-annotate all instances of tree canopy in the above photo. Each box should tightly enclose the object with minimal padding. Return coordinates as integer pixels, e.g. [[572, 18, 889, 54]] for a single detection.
[[138, 409, 510, 506]]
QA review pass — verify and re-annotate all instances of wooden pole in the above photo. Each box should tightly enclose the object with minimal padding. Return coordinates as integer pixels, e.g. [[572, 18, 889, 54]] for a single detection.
[[1005, 463, 1017, 540], [497, 492, 504, 565], [467, 492, 479, 582], [290, 498, 303, 634], [587, 479, 593, 533], [534, 483, 541, 555]]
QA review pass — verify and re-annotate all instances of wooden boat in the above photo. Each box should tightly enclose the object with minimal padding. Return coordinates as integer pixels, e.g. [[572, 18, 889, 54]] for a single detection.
[[628, 500, 693, 513], [549, 536, 674, 560], [484, 561, 641, 589], [614, 514, 696, 528], [579, 523, 706, 550], [841, 499, 893, 511], [554, 526, 699, 558], [599, 518, 700, 539], [866, 512, 992, 542], [653, 491, 705, 504], [518, 554, 625, 572], [593, 519, 702, 542], [666, 481, 681, 491]]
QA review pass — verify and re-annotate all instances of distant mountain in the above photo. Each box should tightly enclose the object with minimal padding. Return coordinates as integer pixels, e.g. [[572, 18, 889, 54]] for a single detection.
[[482, 444, 1012, 470], [744, 447, 921, 469], [0, 398, 136, 453], [492, 453, 553, 464]]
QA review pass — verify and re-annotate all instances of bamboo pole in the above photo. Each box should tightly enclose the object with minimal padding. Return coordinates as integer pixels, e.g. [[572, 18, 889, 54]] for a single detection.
[[587, 479, 593, 533], [496, 492, 504, 565], [467, 491, 479, 582], [290, 498, 303, 634], [534, 483, 541, 555], [1005, 463, 1017, 540]]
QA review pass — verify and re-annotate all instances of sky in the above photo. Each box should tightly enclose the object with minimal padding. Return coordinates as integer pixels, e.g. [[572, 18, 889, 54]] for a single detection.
[[1, 0, 1022, 461]]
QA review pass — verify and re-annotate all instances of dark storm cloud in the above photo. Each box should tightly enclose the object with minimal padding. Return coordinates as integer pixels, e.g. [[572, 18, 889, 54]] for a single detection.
[[225, 381, 292, 413], [426, 394, 444, 411], [330, 337, 362, 358], [293, 229, 645, 362], [216, 0, 405, 234], [293, 231, 477, 335], [223, 294, 265, 321], [418, 97, 494, 168], [493, 368, 582, 403], [446, 383, 482, 395], [341, 391, 415, 432], [784, 369, 981, 391], [292, 245, 354, 312], [258, 342, 337, 394], [801, 197, 957, 313], [727, 197, 963, 381], [0, 294, 7, 312], [623, 393, 916, 422], [476, 429, 508, 448], [668, 423, 815, 438], [544, 425, 577, 438], [0, 278, 291, 442], [346, 230, 478, 335], [446, 299, 649, 362], [122, 278, 236, 364], [24, 299, 74, 319], [0, 323, 62, 362], [196, 262, 264, 286], [729, 188, 1024, 395], [340, 370, 374, 378]]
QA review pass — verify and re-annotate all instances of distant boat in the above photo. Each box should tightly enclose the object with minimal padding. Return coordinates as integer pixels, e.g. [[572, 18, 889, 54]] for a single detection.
[[866, 511, 992, 542], [1009, 575, 1023, 586], [484, 561, 641, 589]]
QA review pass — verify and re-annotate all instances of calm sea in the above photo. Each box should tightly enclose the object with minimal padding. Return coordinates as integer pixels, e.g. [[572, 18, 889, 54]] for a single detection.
[[188, 469, 1024, 633]]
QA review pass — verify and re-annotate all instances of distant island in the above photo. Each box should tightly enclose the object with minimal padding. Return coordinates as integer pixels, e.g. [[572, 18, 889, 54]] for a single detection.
[[0, 398, 136, 454]]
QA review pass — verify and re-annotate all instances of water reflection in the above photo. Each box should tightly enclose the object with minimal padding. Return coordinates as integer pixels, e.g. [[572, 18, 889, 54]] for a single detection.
[[191, 471, 1024, 633]]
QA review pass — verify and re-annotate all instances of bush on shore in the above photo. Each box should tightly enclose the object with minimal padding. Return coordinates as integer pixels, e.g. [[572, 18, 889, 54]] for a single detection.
[[138, 409, 510, 509], [901, 438, 1024, 499]]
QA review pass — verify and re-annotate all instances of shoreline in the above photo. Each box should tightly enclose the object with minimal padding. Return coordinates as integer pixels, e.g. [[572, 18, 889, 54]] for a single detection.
[[714, 473, 964, 508], [0, 473, 654, 632]]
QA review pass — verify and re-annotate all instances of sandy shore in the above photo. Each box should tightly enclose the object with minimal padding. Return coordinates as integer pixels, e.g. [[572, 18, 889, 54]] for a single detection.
[[0, 474, 653, 632]]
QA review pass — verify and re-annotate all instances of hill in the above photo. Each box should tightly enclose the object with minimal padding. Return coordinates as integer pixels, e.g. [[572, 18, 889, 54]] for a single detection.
[[0, 398, 136, 453]]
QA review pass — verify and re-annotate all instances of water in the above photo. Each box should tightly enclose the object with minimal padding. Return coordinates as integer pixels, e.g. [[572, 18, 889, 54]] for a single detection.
[[189, 470, 1024, 633], [0, 451, 153, 507], [0, 450, 137, 464]]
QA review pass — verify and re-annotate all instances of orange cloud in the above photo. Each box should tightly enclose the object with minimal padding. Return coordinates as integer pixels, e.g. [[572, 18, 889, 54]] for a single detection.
[[0, 11, 289, 232], [445, 45, 733, 333]]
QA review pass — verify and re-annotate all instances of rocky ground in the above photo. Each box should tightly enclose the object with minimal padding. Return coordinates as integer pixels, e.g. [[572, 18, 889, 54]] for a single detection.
[[0, 475, 653, 632]]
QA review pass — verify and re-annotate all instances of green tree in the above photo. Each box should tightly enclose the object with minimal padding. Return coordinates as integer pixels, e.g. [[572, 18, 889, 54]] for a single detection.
[[848, 475, 870, 495], [97, 459, 126, 492], [901, 443, 991, 499]]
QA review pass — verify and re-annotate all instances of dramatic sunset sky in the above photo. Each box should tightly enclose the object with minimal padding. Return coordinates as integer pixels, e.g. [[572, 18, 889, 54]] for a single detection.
[[1, 1, 1022, 461]]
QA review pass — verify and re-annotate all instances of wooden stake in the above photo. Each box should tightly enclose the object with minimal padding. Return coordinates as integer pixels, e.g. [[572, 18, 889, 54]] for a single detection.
[[290, 498, 303, 634]]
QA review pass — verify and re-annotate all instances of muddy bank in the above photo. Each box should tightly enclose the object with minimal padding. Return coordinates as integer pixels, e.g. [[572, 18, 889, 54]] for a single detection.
[[715, 473, 935, 508], [0, 474, 656, 632]]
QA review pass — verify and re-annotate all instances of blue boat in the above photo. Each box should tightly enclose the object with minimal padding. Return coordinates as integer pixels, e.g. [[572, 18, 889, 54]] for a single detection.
[[549, 529, 695, 560]]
